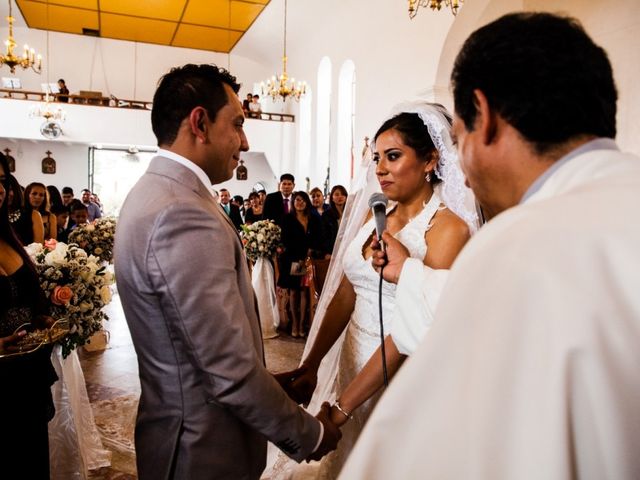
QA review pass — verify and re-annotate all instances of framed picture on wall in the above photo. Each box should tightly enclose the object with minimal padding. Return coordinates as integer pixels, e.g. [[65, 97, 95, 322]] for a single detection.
[[42, 151, 56, 174]]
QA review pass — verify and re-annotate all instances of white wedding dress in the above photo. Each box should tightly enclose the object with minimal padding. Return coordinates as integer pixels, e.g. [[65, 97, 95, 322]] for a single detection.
[[267, 192, 443, 480]]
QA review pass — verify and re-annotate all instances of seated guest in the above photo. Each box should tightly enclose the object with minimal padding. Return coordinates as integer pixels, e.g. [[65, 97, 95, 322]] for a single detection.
[[57, 79, 70, 102], [249, 94, 262, 118], [244, 191, 264, 225], [242, 93, 252, 114], [310, 187, 330, 218], [11, 179, 44, 246], [81, 189, 101, 221], [61, 200, 88, 241], [321, 185, 348, 257], [47, 185, 63, 210], [52, 204, 70, 242], [61, 186, 74, 206], [25, 182, 57, 240]]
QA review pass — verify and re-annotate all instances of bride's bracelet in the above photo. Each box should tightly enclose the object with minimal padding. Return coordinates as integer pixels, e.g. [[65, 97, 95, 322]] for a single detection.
[[333, 401, 353, 421]]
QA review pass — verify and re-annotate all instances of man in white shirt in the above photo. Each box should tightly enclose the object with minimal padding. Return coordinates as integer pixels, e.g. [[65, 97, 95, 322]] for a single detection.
[[341, 12, 640, 480]]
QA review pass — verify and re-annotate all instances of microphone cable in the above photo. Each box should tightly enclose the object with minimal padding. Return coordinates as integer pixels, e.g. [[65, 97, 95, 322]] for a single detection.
[[378, 256, 389, 387]]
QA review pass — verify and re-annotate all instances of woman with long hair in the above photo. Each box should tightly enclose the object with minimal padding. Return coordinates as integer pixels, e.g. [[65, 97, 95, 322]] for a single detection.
[[278, 191, 323, 337], [0, 152, 58, 478], [268, 101, 478, 478], [321, 185, 348, 258], [10, 179, 44, 245], [47, 185, 64, 211], [26, 182, 57, 240]]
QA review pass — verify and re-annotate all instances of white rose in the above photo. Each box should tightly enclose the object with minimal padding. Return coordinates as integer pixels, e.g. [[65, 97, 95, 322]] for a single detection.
[[45, 247, 67, 266], [79, 301, 93, 312], [100, 286, 112, 304], [86, 224, 96, 232], [24, 242, 43, 258], [257, 233, 264, 242]]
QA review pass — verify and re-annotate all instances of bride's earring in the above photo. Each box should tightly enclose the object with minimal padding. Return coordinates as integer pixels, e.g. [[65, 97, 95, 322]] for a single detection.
[[425, 171, 432, 182]]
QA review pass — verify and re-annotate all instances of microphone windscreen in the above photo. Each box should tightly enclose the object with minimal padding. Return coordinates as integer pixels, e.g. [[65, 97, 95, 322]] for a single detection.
[[368, 192, 388, 209]]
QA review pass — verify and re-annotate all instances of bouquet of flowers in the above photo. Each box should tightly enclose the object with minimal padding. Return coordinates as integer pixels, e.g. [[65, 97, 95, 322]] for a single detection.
[[25, 240, 115, 357], [68, 216, 117, 263], [241, 220, 281, 262]]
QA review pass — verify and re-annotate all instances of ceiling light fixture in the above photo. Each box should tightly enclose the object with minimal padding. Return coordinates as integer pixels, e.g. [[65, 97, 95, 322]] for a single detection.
[[0, 0, 42, 73], [408, 0, 463, 18], [260, 0, 306, 102]]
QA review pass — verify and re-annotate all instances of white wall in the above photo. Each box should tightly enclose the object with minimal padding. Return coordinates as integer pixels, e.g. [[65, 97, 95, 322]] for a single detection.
[[0, 138, 88, 194]]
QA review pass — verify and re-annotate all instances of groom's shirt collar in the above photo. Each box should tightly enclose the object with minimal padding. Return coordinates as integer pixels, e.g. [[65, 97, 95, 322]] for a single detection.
[[158, 148, 215, 200]]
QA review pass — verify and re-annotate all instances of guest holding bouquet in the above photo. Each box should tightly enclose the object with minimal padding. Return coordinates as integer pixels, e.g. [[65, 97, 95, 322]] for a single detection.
[[278, 191, 323, 337], [0, 152, 58, 478]]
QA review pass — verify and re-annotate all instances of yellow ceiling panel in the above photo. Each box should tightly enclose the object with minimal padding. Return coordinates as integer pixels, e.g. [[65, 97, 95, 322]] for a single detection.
[[16, 0, 270, 53], [230, 1, 264, 31], [18, 0, 99, 34], [100, 13, 176, 45], [172, 24, 242, 53], [182, 0, 230, 29], [48, 0, 98, 9], [100, 0, 187, 21]]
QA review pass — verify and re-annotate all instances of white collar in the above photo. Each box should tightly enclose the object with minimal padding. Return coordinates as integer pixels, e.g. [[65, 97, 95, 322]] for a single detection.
[[157, 148, 214, 200]]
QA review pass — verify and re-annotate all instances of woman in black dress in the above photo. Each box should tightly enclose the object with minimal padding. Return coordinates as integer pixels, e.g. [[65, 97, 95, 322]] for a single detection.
[[0, 153, 58, 479], [278, 191, 323, 337], [243, 191, 264, 225], [321, 184, 348, 258]]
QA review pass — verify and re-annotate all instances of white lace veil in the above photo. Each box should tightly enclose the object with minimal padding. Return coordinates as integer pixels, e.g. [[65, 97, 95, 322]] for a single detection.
[[265, 101, 478, 478]]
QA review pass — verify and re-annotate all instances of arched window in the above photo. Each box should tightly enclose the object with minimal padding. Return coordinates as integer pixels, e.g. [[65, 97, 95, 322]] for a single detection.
[[315, 56, 332, 189], [336, 60, 356, 187], [297, 87, 312, 183]]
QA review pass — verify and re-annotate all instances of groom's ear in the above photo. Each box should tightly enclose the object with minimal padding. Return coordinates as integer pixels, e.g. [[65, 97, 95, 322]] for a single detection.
[[188, 107, 208, 143]]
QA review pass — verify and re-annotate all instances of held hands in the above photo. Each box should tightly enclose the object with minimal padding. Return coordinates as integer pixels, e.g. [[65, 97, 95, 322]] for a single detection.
[[273, 363, 318, 406], [306, 402, 342, 462], [371, 231, 411, 284]]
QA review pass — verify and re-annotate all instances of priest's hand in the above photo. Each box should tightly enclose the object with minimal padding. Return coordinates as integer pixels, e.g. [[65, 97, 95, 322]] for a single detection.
[[0, 330, 27, 354], [371, 231, 410, 284], [306, 402, 342, 462]]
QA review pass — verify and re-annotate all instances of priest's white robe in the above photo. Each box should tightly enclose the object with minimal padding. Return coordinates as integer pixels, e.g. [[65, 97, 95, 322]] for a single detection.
[[340, 146, 640, 479], [390, 259, 448, 355]]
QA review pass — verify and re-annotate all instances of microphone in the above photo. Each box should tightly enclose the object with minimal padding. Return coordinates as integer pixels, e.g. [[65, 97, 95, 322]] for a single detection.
[[368, 193, 388, 241]]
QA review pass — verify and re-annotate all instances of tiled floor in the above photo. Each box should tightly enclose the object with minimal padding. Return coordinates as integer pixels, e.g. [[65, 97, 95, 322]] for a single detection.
[[81, 290, 306, 479]]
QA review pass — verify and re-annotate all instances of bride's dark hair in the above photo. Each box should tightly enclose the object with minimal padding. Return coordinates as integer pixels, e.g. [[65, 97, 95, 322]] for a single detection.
[[374, 104, 453, 186]]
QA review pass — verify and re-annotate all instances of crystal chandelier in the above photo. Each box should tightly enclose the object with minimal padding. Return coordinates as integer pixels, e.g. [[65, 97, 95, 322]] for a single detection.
[[408, 0, 464, 18], [0, 0, 42, 73], [260, 0, 306, 102]]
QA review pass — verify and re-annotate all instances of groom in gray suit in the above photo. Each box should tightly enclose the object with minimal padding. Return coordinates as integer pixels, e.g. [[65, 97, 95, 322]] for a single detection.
[[114, 64, 340, 480]]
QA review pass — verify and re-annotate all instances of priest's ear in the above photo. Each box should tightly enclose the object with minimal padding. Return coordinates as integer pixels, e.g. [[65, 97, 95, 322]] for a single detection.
[[472, 89, 498, 146]]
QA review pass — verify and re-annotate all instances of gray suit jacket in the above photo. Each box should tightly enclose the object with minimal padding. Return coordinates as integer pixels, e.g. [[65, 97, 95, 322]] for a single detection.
[[114, 156, 321, 480]]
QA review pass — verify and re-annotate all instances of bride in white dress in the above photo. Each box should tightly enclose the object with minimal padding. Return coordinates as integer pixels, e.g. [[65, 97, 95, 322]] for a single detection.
[[265, 101, 478, 479]]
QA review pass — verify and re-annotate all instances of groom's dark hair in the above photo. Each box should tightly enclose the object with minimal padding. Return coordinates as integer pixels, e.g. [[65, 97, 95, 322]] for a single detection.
[[452, 12, 617, 155], [152, 63, 241, 146]]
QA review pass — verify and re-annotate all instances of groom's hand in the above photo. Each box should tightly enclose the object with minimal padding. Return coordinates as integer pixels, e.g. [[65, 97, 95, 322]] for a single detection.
[[306, 402, 342, 462], [371, 231, 410, 284], [273, 364, 317, 405]]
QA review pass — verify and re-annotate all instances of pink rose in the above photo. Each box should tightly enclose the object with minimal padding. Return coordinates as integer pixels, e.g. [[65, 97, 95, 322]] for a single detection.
[[51, 286, 73, 306], [44, 238, 57, 250]]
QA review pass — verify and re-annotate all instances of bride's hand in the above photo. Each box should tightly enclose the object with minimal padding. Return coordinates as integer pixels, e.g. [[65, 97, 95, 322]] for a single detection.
[[273, 364, 317, 405]]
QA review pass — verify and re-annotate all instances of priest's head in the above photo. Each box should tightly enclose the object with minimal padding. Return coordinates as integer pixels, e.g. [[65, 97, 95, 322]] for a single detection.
[[450, 13, 617, 219]]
